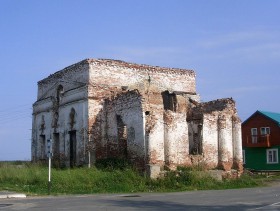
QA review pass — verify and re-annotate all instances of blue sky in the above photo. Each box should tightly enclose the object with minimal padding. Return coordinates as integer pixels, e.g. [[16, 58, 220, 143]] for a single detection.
[[0, 0, 279, 160]]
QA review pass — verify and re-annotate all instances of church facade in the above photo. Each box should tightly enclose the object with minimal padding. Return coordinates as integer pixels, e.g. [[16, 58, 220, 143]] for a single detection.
[[32, 59, 243, 177]]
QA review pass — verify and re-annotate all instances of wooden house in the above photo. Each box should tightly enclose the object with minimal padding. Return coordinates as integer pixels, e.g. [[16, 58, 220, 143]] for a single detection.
[[242, 111, 280, 170]]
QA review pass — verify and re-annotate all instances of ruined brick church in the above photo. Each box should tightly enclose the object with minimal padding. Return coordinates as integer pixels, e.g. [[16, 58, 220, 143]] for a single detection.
[[32, 59, 243, 177]]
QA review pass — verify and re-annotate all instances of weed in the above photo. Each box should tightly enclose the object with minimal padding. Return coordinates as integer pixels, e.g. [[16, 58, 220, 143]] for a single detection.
[[0, 162, 268, 195], [95, 158, 132, 171]]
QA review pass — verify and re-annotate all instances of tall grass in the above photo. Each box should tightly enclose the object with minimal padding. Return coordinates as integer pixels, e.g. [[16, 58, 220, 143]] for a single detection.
[[0, 162, 264, 195]]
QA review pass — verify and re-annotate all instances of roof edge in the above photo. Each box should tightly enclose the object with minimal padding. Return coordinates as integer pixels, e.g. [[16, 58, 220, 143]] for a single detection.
[[242, 110, 280, 126], [38, 59, 89, 85], [89, 58, 195, 76], [38, 58, 195, 85]]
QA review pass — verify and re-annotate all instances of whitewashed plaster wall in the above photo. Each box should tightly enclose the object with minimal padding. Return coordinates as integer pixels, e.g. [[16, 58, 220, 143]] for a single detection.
[[201, 113, 219, 168], [32, 83, 88, 166], [146, 112, 165, 165], [37, 61, 89, 100], [164, 111, 189, 168]]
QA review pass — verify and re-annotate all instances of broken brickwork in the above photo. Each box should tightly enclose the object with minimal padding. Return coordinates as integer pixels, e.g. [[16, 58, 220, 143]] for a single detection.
[[187, 98, 243, 171], [32, 58, 243, 177]]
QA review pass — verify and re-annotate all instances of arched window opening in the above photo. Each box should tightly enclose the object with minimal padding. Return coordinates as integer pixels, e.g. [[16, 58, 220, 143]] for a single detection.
[[40, 115, 45, 134], [57, 85, 64, 104], [69, 108, 76, 129], [52, 112, 59, 128]]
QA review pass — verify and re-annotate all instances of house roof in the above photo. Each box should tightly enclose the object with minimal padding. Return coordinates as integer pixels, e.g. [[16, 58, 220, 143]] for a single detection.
[[243, 110, 280, 126], [259, 111, 280, 125]]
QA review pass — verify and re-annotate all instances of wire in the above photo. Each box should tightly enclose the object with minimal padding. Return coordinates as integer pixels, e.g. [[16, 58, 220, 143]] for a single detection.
[[0, 114, 31, 125], [0, 103, 30, 113]]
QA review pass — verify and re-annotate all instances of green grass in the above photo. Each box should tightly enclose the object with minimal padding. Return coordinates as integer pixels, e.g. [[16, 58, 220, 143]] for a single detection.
[[0, 161, 268, 196]]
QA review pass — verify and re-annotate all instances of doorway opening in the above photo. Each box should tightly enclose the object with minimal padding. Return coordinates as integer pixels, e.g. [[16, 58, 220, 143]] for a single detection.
[[39, 135, 46, 159], [53, 133, 60, 166], [69, 131, 76, 168]]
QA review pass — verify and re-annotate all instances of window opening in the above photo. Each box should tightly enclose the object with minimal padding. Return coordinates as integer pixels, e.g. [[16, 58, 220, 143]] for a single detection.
[[40, 115, 45, 133], [69, 108, 76, 129], [267, 149, 278, 164], [162, 91, 177, 112], [56, 85, 64, 104], [251, 128, 258, 143], [261, 127, 270, 135], [52, 112, 59, 128]]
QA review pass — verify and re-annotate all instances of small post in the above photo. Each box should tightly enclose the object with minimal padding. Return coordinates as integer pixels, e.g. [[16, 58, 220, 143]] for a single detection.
[[47, 139, 53, 195], [88, 151, 91, 168], [48, 155, 51, 194]]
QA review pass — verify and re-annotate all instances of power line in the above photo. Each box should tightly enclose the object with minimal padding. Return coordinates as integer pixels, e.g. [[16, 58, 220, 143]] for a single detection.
[[0, 114, 31, 125], [0, 110, 31, 119], [0, 103, 31, 113]]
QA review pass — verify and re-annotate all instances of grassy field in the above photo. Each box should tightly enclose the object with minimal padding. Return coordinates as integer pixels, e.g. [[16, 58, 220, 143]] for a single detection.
[[0, 161, 268, 196]]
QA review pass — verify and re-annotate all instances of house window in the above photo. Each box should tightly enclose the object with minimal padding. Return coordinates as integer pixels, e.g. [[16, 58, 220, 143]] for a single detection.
[[261, 127, 270, 135], [242, 150, 246, 164], [267, 149, 278, 164], [251, 128, 258, 143]]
